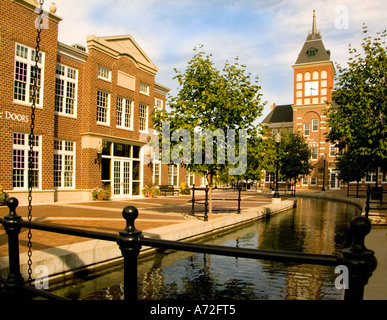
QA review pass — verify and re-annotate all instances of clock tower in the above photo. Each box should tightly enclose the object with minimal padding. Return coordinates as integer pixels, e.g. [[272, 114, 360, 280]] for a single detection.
[[292, 11, 337, 189]]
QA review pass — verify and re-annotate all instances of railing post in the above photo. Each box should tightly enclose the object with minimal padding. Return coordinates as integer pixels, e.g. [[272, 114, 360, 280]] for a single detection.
[[237, 184, 241, 214], [116, 205, 142, 301], [2, 197, 24, 293], [339, 215, 377, 300], [204, 186, 209, 222], [191, 184, 195, 215]]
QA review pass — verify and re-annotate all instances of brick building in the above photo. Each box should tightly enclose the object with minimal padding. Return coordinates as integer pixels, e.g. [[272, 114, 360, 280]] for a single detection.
[[0, 0, 203, 204], [261, 11, 386, 191]]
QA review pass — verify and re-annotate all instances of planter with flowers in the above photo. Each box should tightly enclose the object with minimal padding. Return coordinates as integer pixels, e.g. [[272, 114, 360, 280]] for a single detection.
[[142, 185, 160, 198], [0, 184, 9, 206], [179, 182, 190, 195], [92, 186, 111, 200]]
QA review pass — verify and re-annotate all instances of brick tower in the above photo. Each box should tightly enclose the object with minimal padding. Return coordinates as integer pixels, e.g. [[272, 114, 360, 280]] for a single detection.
[[292, 10, 337, 189]]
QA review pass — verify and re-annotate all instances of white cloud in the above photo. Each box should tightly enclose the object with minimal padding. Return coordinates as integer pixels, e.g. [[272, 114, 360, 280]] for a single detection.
[[52, 0, 386, 118]]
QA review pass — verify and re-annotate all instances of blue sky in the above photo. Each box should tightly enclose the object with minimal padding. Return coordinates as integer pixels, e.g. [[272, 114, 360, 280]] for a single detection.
[[53, 0, 386, 122]]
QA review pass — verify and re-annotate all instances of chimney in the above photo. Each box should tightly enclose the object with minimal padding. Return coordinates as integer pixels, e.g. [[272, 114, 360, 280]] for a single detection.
[[270, 102, 276, 111]]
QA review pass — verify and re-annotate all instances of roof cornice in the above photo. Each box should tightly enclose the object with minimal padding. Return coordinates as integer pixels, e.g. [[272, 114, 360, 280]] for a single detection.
[[86, 35, 158, 76], [57, 42, 88, 63], [12, 0, 62, 23]]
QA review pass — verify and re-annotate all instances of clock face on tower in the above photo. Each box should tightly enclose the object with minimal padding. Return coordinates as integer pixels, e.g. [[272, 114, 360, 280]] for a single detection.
[[304, 81, 319, 96]]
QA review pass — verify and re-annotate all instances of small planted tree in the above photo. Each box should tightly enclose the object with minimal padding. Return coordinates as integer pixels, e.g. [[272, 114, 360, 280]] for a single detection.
[[335, 150, 369, 197], [153, 46, 265, 216], [262, 129, 313, 195]]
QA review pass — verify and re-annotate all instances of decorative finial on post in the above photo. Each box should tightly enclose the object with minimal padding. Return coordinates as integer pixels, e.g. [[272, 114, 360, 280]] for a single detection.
[[5, 197, 22, 223], [120, 205, 141, 237], [340, 215, 377, 300]]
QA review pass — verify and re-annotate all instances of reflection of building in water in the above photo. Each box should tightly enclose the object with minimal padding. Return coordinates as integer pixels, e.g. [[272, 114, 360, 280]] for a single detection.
[[284, 198, 337, 299], [139, 267, 165, 300], [256, 198, 338, 300]]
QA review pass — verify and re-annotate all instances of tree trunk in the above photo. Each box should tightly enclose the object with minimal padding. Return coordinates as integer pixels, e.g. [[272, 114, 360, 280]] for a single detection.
[[293, 178, 297, 197], [207, 171, 213, 217]]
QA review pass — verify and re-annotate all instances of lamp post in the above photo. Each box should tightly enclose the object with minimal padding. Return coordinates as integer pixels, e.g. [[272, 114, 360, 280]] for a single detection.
[[95, 142, 102, 165], [273, 133, 281, 199], [322, 154, 327, 191]]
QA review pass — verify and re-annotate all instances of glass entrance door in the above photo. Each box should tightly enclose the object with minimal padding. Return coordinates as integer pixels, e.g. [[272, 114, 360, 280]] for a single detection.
[[329, 169, 341, 189], [113, 160, 131, 197]]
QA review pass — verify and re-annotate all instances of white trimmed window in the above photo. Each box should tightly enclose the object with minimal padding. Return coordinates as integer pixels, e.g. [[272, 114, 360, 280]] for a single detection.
[[14, 43, 45, 107], [55, 64, 78, 116], [365, 172, 377, 183], [265, 172, 274, 183], [302, 177, 308, 186], [155, 98, 163, 110], [168, 165, 178, 186], [116, 97, 133, 129], [304, 123, 310, 136], [329, 144, 336, 157], [311, 147, 318, 160], [139, 103, 148, 132], [186, 171, 195, 186], [98, 66, 111, 81], [54, 140, 75, 188], [12, 132, 41, 189], [312, 119, 319, 132], [97, 90, 110, 125], [140, 82, 149, 95], [153, 162, 160, 186], [310, 177, 317, 186]]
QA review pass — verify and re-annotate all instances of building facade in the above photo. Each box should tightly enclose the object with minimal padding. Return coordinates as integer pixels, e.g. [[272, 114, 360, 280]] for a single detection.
[[261, 11, 386, 191], [0, 0, 207, 204]]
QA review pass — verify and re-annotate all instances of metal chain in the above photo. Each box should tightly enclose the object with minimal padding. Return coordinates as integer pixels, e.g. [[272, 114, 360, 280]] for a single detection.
[[27, 0, 44, 286]]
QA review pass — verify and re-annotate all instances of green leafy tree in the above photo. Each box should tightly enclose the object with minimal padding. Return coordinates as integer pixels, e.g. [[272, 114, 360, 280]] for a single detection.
[[153, 46, 265, 215], [325, 26, 387, 182], [335, 150, 368, 197]]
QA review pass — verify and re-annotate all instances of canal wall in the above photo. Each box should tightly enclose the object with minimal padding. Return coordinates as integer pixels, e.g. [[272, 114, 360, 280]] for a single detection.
[[0, 199, 296, 282], [294, 192, 365, 213]]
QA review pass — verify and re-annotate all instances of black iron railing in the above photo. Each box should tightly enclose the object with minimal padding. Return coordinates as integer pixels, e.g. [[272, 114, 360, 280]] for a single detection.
[[365, 185, 386, 218], [0, 197, 378, 301], [190, 184, 242, 220]]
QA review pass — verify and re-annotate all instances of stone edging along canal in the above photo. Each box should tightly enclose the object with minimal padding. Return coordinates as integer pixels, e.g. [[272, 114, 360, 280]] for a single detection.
[[0, 199, 296, 281]]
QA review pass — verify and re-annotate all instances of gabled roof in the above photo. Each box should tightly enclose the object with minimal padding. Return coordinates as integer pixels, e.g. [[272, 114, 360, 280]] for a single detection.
[[261, 104, 293, 124], [86, 35, 158, 75]]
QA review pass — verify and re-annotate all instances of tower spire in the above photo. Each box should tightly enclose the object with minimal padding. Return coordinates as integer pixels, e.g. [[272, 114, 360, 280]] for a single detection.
[[312, 10, 317, 34]]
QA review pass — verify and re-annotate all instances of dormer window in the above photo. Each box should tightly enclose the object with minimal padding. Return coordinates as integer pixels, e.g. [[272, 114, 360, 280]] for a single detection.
[[307, 47, 318, 58]]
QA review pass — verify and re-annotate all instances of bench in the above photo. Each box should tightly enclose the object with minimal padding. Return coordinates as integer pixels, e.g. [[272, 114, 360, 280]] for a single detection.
[[159, 185, 179, 196]]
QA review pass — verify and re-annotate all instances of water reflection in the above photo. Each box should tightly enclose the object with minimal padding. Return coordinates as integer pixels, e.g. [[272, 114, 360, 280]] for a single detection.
[[48, 198, 359, 300]]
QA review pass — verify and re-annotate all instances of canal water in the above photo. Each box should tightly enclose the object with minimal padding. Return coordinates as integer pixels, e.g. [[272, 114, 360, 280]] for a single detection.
[[48, 198, 359, 300]]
